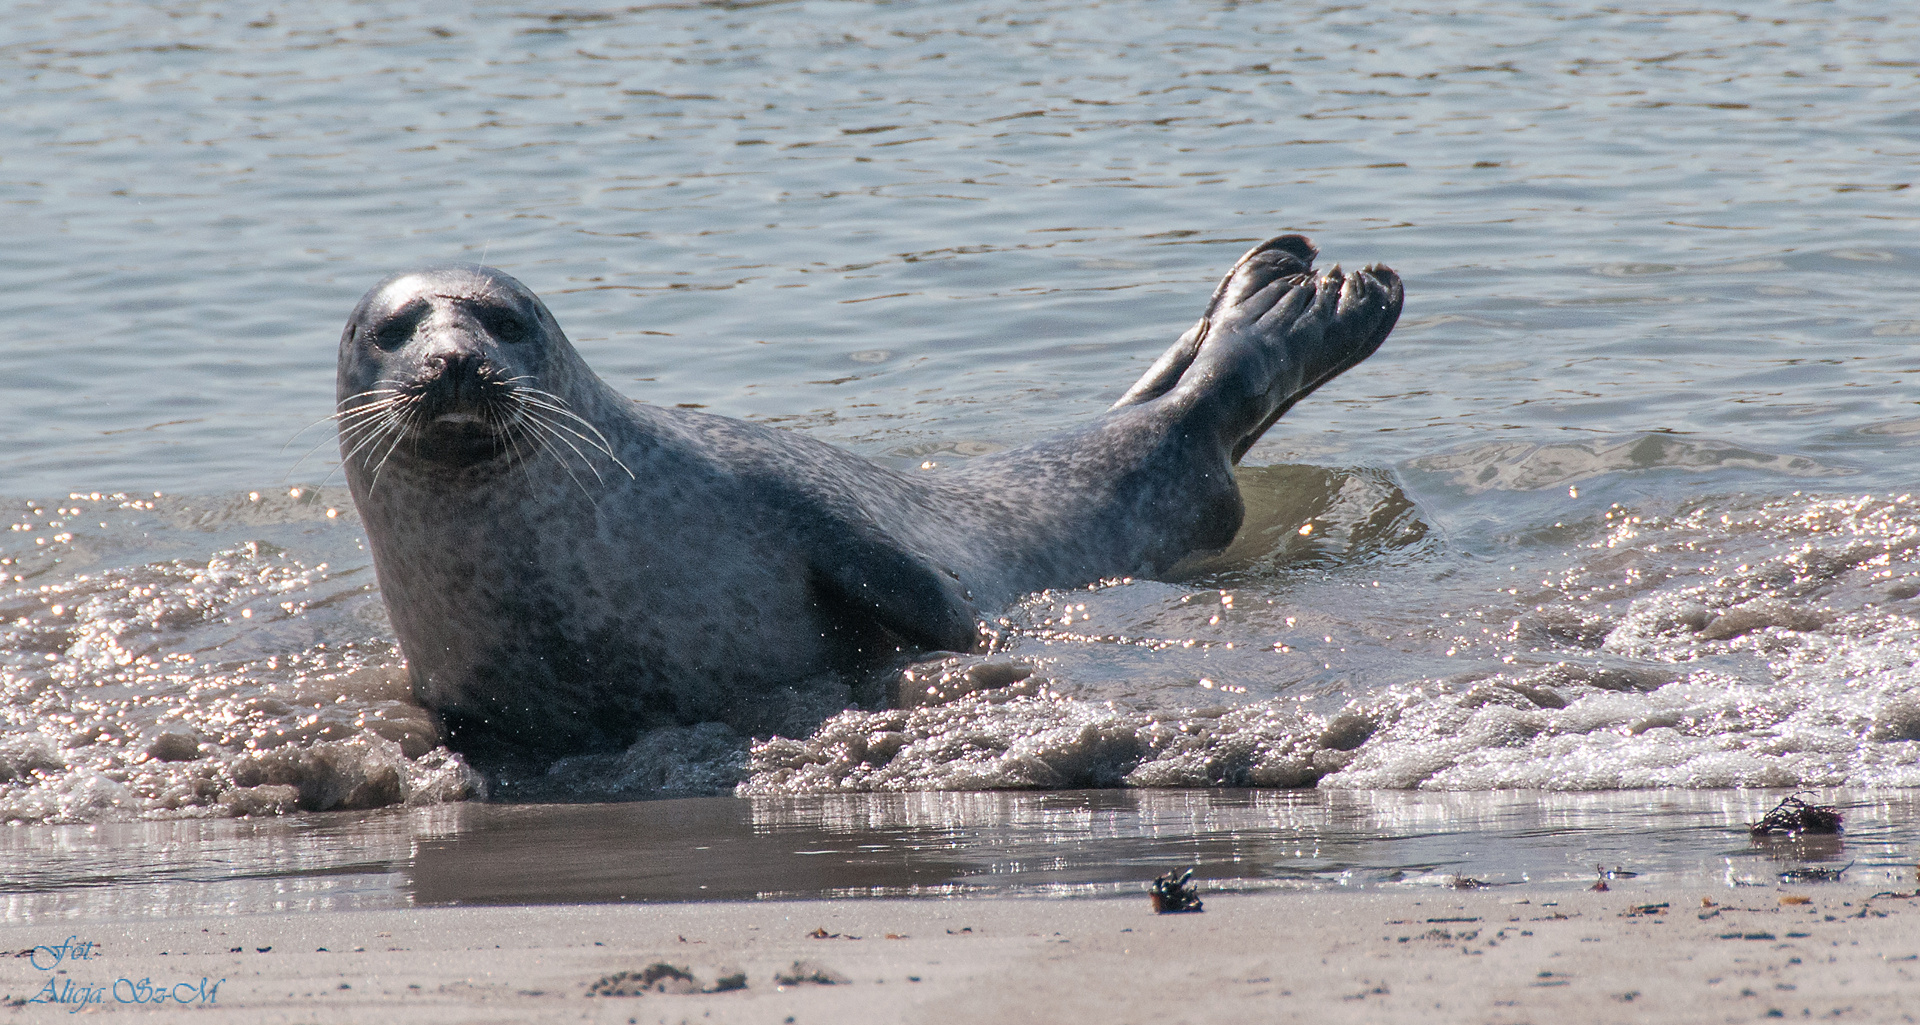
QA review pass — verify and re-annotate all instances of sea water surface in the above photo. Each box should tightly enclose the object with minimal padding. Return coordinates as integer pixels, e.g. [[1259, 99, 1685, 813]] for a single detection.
[[4, 0, 1920, 912]]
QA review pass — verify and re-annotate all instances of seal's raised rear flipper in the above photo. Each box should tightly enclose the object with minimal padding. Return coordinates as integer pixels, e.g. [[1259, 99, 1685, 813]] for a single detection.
[[1112, 235, 1402, 463]]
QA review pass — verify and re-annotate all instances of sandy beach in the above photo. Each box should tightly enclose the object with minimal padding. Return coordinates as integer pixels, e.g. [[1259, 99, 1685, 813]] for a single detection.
[[6, 883, 1917, 1023]]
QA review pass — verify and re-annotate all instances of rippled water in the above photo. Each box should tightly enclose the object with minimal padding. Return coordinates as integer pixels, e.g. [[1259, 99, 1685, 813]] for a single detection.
[[5, 0, 1920, 843]]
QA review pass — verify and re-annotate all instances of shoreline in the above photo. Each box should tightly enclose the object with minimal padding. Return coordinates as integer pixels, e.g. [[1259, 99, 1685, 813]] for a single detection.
[[6, 884, 1918, 1023], [11, 789, 1911, 920]]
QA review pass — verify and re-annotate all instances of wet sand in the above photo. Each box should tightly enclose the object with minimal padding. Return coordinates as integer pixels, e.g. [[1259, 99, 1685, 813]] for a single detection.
[[7, 884, 1918, 1023]]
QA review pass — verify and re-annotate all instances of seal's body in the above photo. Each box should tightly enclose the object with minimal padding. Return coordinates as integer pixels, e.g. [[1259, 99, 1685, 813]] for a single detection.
[[337, 236, 1402, 758]]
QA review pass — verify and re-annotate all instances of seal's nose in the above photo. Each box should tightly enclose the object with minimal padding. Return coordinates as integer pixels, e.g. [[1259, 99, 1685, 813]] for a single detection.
[[419, 351, 498, 417]]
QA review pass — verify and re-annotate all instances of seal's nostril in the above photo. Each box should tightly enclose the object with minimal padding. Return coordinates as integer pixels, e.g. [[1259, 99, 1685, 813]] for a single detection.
[[426, 351, 481, 380]]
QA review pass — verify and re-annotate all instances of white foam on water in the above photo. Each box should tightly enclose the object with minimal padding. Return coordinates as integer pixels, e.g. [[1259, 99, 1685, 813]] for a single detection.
[[1, 492, 483, 824], [10, 486, 1920, 817], [743, 491, 1920, 794]]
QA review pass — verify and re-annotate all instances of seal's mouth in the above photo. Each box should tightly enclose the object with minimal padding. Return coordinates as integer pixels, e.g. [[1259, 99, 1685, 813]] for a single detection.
[[418, 410, 517, 471]]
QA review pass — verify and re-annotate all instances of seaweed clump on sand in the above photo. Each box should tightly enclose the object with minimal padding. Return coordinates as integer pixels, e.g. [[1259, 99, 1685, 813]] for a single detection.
[[587, 963, 702, 996], [1778, 862, 1851, 883], [1149, 867, 1204, 914], [1750, 793, 1843, 837]]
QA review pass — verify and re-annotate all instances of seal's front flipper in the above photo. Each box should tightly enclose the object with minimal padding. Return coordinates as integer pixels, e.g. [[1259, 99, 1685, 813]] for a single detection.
[[810, 531, 981, 656], [1112, 235, 1402, 463]]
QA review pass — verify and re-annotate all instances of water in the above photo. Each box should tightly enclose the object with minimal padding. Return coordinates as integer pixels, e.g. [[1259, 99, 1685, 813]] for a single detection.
[[5, 0, 1920, 905], [6, 790, 1912, 920]]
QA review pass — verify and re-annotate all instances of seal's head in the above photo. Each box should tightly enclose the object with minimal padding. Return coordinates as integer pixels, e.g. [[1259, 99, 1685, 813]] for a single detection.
[[336, 265, 620, 487]]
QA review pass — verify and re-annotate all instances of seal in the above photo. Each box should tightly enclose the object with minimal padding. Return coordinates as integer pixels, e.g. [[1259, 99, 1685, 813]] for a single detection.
[[336, 235, 1402, 760]]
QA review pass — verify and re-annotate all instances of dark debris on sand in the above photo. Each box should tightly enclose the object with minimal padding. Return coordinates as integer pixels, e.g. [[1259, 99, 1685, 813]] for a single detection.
[[589, 963, 698, 996], [587, 962, 744, 996], [773, 960, 849, 986], [1149, 868, 1204, 914], [1750, 793, 1844, 836], [1778, 861, 1852, 884]]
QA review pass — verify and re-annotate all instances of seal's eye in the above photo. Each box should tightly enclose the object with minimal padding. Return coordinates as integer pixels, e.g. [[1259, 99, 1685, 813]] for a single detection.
[[372, 322, 413, 351], [475, 306, 531, 345], [371, 301, 428, 352]]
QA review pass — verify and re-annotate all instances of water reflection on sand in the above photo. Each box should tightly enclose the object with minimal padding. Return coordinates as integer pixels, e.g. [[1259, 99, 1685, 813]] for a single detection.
[[5, 790, 1911, 921]]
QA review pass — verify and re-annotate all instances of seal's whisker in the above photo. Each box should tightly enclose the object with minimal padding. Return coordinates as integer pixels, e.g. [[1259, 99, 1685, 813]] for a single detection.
[[514, 397, 610, 445], [517, 398, 618, 457], [287, 420, 373, 479], [333, 404, 405, 421], [499, 405, 530, 470], [543, 439, 597, 500], [330, 399, 407, 428], [527, 411, 609, 485], [332, 395, 408, 422], [337, 411, 399, 449], [511, 386, 583, 407], [510, 385, 570, 403], [366, 406, 418, 496], [282, 393, 404, 455], [318, 424, 385, 491], [286, 403, 391, 471], [514, 394, 626, 466], [516, 402, 634, 479], [339, 394, 410, 437], [319, 399, 402, 487], [336, 415, 392, 462], [332, 413, 401, 441], [335, 392, 406, 408], [341, 403, 409, 473], [340, 424, 398, 478], [515, 411, 600, 500], [519, 409, 610, 487]]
